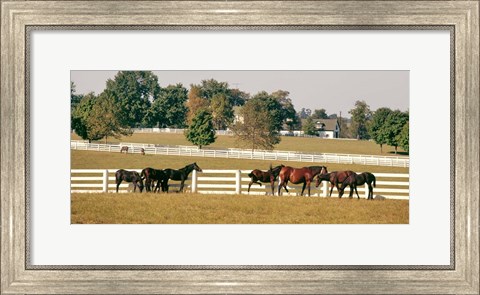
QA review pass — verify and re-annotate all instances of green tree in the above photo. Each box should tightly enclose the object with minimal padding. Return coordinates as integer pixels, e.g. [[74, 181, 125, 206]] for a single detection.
[[298, 108, 312, 119], [271, 90, 298, 130], [184, 110, 216, 149], [71, 93, 99, 142], [231, 99, 280, 151], [338, 117, 352, 138], [349, 100, 372, 139], [104, 71, 161, 127], [210, 93, 234, 130], [311, 108, 329, 119], [385, 110, 409, 154], [87, 93, 132, 143], [369, 107, 393, 153], [195, 79, 247, 107], [70, 81, 83, 112], [397, 121, 409, 153], [302, 117, 317, 136], [150, 84, 188, 128]]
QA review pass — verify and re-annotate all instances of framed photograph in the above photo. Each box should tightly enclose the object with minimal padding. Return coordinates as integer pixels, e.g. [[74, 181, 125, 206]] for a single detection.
[[1, 1, 478, 294]]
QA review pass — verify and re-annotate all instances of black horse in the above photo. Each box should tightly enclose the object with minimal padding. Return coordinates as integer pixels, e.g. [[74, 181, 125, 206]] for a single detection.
[[163, 162, 202, 192], [247, 164, 284, 194], [140, 167, 169, 192], [338, 172, 376, 199], [115, 169, 144, 193]]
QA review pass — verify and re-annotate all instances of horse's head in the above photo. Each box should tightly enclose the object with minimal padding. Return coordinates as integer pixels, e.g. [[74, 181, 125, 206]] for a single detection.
[[193, 162, 202, 172], [314, 171, 329, 188]]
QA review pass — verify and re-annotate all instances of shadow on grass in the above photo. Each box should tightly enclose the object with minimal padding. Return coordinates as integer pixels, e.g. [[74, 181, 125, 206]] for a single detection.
[[387, 151, 409, 156]]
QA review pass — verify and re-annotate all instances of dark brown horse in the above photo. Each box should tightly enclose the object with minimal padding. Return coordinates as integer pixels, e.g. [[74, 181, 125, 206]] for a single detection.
[[315, 170, 356, 197], [277, 165, 328, 196], [338, 172, 376, 199], [163, 162, 202, 193], [140, 148, 145, 155], [247, 164, 284, 194], [120, 146, 129, 154], [115, 169, 144, 193], [140, 167, 169, 192]]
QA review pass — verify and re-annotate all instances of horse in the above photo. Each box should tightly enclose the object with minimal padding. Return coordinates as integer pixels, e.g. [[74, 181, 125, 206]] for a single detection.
[[315, 170, 356, 197], [140, 167, 169, 192], [120, 146, 129, 154], [115, 169, 144, 193], [247, 164, 284, 194], [140, 148, 145, 155], [277, 165, 328, 196], [338, 172, 376, 199], [163, 162, 202, 193]]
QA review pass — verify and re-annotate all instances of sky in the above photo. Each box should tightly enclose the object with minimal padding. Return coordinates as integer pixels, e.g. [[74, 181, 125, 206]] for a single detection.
[[71, 70, 409, 118]]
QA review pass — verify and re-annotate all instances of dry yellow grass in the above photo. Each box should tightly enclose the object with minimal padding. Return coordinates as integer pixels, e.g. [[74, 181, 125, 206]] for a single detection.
[[72, 132, 407, 156], [71, 193, 409, 224]]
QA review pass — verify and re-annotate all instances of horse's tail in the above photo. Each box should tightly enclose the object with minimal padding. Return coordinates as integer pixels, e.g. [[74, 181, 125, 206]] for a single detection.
[[373, 174, 376, 187]]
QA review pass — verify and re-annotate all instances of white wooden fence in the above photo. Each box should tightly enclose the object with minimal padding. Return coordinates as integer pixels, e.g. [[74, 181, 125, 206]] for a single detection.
[[71, 169, 409, 200], [71, 140, 409, 168]]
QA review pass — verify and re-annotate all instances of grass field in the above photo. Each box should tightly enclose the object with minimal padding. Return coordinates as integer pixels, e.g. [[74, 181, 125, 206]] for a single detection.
[[71, 132, 407, 156], [71, 193, 409, 224], [71, 150, 409, 174]]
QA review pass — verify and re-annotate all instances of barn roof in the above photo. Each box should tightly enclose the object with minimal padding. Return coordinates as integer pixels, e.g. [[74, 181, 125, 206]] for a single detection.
[[314, 119, 339, 131]]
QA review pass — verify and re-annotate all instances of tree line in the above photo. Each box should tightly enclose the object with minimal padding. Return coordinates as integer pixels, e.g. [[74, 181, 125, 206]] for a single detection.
[[71, 71, 408, 153], [299, 101, 409, 153]]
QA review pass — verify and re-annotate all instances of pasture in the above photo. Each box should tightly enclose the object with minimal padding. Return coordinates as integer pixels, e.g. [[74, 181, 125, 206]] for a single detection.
[[71, 150, 409, 174], [71, 193, 409, 224], [71, 132, 407, 156]]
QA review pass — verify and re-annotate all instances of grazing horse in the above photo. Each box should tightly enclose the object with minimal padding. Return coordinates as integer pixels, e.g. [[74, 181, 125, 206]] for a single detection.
[[120, 146, 129, 154], [338, 172, 376, 199], [115, 169, 144, 193], [140, 167, 169, 192], [315, 170, 356, 197], [140, 148, 145, 155], [163, 162, 202, 192], [277, 165, 328, 196], [247, 164, 284, 194]]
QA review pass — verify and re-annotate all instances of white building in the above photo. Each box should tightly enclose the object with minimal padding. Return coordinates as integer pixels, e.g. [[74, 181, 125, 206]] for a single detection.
[[315, 119, 340, 138]]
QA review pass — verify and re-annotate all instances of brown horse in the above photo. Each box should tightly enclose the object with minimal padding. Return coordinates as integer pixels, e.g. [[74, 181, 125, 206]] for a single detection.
[[277, 165, 328, 196], [115, 169, 144, 193], [120, 146, 129, 154], [338, 172, 376, 199], [315, 170, 355, 197], [140, 148, 145, 155], [247, 164, 284, 194], [140, 167, 169, 192]]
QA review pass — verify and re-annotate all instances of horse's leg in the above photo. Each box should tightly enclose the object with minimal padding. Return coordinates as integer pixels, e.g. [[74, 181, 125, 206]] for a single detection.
[[116, 180, 121, 193], [300, 181, 307, 196], [306, 180, 311, 196], [354, 184, 360, 199], [178, 179, 184, 192], [247, 180, 254, 193], [329, 182, 335, 197], [277, 177, 283, 196], [133, 182, 137, 192], [349, 185, 354, 198], [368, 183, 373, 199]]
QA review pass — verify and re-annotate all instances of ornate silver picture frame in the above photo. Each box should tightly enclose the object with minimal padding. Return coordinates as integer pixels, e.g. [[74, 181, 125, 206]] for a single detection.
[[1, 1, 478, 294]]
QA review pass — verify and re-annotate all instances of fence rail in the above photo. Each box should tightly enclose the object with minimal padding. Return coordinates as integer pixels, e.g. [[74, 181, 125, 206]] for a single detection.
[[71, 141, 409, 168], [71, 169, 409, 200]]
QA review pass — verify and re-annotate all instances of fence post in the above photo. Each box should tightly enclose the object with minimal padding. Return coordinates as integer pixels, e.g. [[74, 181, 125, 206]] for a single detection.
[[102, 170, 109, 193], [191, 170, 198, 193], [235, 170, 241, 194]]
